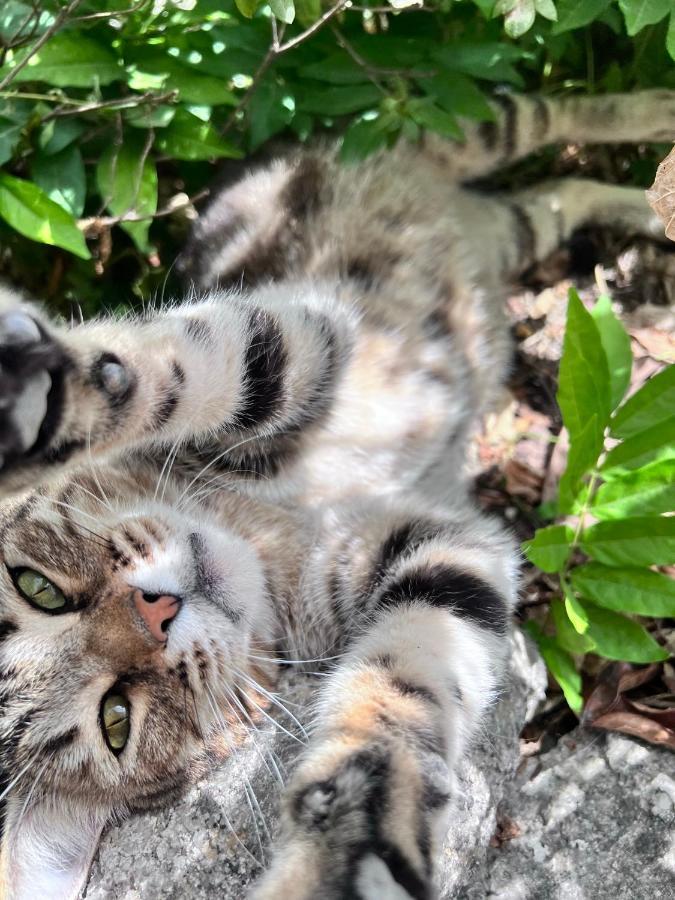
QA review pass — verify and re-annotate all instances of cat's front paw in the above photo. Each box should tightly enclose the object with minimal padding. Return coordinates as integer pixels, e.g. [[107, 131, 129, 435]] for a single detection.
[[251, 743, 434, 900], [0, 310, 66, 471]]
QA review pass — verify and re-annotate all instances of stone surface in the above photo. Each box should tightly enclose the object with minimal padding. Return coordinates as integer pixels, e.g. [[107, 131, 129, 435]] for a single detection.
[[475, 731, 675, 900], [85, 629, 547, 898]]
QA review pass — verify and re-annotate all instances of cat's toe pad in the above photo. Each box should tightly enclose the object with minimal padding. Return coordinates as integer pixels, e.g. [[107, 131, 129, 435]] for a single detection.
[[0, 311, 65, 470]]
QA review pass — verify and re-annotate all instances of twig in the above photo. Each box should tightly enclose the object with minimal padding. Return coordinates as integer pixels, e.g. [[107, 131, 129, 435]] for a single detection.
[[71, 0, 151, 23], [0, 0, 83, 91], [78, 189, 210, 236], [276, 0, 350, 53], [42, 90, 178, 121], [221, 1, 348, 137], [330, 25, 388, 94]]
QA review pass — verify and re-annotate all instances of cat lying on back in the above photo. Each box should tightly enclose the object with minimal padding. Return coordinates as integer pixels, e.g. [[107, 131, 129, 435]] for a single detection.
[[0, 89, 672, 899]]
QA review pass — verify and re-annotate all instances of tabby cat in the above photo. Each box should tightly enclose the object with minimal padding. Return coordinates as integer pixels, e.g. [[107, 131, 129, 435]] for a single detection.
[[0, 89, 673, 900]]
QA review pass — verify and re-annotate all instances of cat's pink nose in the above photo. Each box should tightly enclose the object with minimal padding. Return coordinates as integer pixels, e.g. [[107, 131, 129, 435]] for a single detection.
[[133, 590, 181, 643]]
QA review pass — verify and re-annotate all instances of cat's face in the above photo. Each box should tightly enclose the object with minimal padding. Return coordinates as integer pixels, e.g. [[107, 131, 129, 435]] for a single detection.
[[0, 467, 272, 896]]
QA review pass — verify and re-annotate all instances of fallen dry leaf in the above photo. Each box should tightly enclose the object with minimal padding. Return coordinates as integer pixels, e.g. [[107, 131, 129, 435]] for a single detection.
[[583, 662, 675, 751], [646, 145, 675, 241]]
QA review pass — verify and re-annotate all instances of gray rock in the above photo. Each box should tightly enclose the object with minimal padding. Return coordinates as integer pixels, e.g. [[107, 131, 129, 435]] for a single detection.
[[479, 730, 675, 900], [85, 630, 547, 898]]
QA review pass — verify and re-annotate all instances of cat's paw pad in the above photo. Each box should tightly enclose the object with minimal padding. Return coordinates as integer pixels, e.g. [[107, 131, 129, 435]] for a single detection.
[[0, 311, 65, 469]]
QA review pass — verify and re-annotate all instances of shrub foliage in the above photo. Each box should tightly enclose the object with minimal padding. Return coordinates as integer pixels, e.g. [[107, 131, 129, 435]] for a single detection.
[[524, 291, 675, 713]]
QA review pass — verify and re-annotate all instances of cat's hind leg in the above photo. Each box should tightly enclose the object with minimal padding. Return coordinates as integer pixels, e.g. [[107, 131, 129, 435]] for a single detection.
[[488, 178, 665, 279]]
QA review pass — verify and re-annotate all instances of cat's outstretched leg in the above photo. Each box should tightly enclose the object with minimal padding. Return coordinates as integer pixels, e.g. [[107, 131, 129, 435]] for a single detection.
[[0, 282, 354, 491], [429, 89, 675, 181], [476, 178, 665, 279], [253, 500, 518, 899]]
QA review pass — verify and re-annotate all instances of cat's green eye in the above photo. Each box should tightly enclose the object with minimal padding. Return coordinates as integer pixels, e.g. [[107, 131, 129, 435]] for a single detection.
[[101, 693, 131, 755], [14, 568, 67, 611]]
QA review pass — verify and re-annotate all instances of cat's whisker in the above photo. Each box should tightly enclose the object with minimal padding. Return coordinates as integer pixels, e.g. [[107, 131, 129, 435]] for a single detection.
[[49, 499, 112, 538], [230, 676, 307, 748], [15, 752, 54, 832], [194, 688, 264, 871], [174, 432, 267, 509], [235, 669, 309, 741], [203, 685, 269, 864], [74, 481, 115, 515], [48, 502, 114, 550], [154, 426, 188, 504], [47, 505, 114, 552], [84, 429, 113, 512], [0, 753, 40, 803], [247, 652, 341, 666], [179, 466, 271, 510], [221, 683, 286, 787]]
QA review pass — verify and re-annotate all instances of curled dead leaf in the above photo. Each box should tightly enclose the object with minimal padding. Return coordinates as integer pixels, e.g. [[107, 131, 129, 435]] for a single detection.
[[583, 662, 675, 752], [646, 145, 675, 242]]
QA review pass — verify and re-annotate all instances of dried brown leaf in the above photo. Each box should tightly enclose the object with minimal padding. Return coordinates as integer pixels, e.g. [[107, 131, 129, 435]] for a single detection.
[[591, 710, 675, 749], [646, 145, 675, 242], [583, 662, 675, 751]]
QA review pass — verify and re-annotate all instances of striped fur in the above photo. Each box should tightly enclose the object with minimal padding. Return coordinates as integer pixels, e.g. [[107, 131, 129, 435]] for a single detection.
[[0, 90, 673, 899]]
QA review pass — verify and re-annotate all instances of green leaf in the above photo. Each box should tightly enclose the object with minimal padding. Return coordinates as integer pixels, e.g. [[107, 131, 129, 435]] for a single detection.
[[296, 84, 381, 116], [602, 415, 675, 474], [552, 598, 595, 655], [557, 289, 611, 452], [535, 0, 558, 20], [420, 73, 496, 122], [580, 516, 675, 567], [431, 43, 526, 87], [0, 172, 89, 259], [295, 0, 320, 24], [300, 53, 369, 85], [31, 146, 85, 217], [340, 117, 390, 163], [522, 524, 573, 573], [407, 100, 463, 140], [558, 413, 598, 515], [126, 106, 176, 129], [577, 599, 669, 663], [524, 621, 583, 712], [96, 134, 158, 252], [618, 0, 670, 36], [496, 0, 536, 37], [564, 589, 590, 634], [248, 81, 293, 151], [668, 12, 675, 61], [11, 33, 121, 87], [270, 0, 296, 24], [552, 0, 612, 33], [571, 563, 675, 617], [591, 459, 675, 519], [590, 295, 632, 412], [38, 118, 84, 156], [128, 57, 237, 106], [155, 110, 243, 161], [610, 365, 675, 440], [0, 116, 24, 167], [0, 1, 53, 41], [235, 0, 260, 16]]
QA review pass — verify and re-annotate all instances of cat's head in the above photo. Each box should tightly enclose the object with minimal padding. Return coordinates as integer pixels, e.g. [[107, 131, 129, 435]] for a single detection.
[[0, 466, 273, 898]]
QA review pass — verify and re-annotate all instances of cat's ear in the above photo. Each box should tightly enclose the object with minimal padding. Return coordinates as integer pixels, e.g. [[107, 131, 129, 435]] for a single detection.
[[0, 795, 106, 899]]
